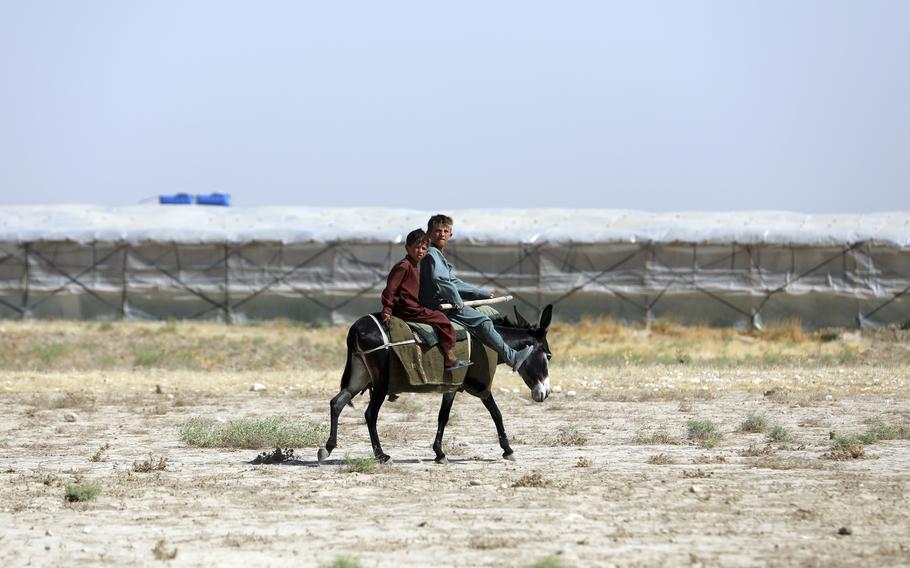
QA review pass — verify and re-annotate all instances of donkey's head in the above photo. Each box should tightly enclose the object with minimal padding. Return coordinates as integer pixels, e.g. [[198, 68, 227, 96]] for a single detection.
[[513, 304, 553, 403]]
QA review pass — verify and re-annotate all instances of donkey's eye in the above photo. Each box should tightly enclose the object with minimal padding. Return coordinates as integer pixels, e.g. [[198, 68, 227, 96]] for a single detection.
[[546, 353, 553, 361]]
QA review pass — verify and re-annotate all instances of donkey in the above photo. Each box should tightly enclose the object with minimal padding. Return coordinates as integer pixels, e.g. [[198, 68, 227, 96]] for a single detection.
[[317, 305, 553, 464]]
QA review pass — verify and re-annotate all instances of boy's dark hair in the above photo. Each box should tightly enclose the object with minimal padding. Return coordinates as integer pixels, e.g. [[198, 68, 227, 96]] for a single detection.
[[406, 228, 429, 247], [427, 214, 453, 232]]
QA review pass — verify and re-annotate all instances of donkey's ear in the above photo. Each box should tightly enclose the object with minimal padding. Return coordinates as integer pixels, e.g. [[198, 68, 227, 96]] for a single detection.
[[513, 306, 531, 328], [538, 304, 553, 332]]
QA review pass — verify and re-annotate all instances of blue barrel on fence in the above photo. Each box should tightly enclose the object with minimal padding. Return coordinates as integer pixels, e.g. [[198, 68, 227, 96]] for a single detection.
[[196, 193, 231, 206], [158, 193, 194, 205]]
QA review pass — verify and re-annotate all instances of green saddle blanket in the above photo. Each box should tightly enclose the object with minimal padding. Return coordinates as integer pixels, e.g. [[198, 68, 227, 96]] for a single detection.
[[385, 307, 500, 396]]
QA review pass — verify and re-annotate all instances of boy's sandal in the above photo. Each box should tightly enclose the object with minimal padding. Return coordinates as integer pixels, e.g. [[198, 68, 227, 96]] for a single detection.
[[445, 359, 473, 371]]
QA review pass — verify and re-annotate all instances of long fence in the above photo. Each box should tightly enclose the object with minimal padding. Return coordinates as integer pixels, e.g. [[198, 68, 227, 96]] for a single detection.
[[1, 239, 907, 328]]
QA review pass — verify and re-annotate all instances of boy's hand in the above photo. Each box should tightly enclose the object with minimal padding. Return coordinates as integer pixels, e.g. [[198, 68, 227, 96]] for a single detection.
[[489, 288, 497, 298]]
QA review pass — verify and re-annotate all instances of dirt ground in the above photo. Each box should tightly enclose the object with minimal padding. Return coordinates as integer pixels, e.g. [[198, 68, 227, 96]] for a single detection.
[[1, 364, 909, 567]]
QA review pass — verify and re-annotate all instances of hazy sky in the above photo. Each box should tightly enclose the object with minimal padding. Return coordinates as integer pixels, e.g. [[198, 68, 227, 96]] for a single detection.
[[1, 1, 908, 213]]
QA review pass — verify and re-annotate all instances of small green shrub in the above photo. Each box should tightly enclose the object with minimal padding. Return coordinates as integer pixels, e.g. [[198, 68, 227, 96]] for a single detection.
[[739, 413, 768, 433], [65, 481, 101, 502], [860, 420, 910, 443], [767, 425, 790, 443], [179, 417, 327, 449], [687, 419, 722, 448], [343, 455, 377, 474]]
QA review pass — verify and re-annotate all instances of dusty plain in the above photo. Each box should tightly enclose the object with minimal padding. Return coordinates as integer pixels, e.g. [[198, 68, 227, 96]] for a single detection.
[[1, 319, 909, 567]]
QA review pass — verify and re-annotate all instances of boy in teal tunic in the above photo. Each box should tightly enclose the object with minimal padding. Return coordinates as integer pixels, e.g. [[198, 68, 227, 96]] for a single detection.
[[418, 214, 533, 371]]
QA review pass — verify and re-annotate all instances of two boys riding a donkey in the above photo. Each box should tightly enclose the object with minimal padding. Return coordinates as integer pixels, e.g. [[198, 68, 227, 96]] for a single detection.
[[319, 214, 554, 465]]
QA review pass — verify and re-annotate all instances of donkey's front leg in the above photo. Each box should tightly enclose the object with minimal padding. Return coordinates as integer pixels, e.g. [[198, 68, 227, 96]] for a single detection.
[[481, 392, 515, 461], [318, 389, 353, 463], [432, 391, 457, 464], [364, 379, 391, 463]]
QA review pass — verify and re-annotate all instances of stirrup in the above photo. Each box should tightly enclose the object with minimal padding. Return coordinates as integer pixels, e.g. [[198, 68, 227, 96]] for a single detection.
[[445, 359, 473, 371]]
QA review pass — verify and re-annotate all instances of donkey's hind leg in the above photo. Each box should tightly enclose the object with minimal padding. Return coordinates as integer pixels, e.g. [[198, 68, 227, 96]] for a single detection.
[[432, 391, 457, 464], [319, 353, 371, 464], [480, 392, 515, 461], [318, 389, 353, 463]]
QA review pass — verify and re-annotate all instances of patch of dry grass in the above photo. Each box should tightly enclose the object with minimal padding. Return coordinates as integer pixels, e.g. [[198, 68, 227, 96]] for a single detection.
[[739, 445, 775, 457], [646, 453, 676, 465], [547, 426, 588, 446], [468, 535, 517, 550], [89, 443, 111, 463], [152, 539, 178, 561], [630, 431, 685, 445], [822, 437, 868, 460], [512, 470, 551, 488], [0, 320, 347, 372], [132, 454, 168, 473]]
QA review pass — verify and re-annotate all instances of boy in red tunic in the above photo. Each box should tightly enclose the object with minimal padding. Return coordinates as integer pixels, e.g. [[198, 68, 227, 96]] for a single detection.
[[381, 229, 471, 370]]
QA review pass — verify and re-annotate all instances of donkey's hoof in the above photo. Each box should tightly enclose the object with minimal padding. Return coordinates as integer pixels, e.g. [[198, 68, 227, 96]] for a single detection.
[[317, 447, 330, 464], [434, 456, 449, 465], [503, 452, 516, 461], [377, 453, 392, 464]]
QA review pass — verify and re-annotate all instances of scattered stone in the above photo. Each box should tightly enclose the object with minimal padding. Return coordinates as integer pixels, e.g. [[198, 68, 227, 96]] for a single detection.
[[469, 479, 482, 486], [63, 412, 77, 423], [250, 383, 267, 392], [838, 527, 852, 535], [825, 394, 833, 401], [566, 391, 577, 398], [553, 385, 563, 393], [82, 526, 93, 534], [45, 529, 53, 536], [155, 384, 164, 394]]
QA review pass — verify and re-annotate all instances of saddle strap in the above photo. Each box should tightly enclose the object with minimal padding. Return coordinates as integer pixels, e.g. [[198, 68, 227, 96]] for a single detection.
[[355, 314, 417, 356]]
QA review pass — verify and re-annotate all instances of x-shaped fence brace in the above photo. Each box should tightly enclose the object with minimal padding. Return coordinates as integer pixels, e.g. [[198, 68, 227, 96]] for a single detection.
[[2, 240, 908, 326]]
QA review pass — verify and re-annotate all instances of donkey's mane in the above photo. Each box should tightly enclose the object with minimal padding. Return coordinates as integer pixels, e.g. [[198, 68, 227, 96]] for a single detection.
[[489, 313, 534, 331]]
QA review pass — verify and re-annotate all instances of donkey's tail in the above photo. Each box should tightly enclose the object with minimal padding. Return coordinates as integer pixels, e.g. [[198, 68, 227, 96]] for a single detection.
[[339, 323, 358, 391]]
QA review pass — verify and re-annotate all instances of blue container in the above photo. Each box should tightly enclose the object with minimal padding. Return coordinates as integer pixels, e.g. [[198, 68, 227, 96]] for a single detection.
[[159, 193, 194, 205], [196, 193, 231, 206]]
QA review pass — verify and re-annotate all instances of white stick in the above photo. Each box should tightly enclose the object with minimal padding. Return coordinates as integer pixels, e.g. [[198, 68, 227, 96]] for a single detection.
[[439, 295, 513, 310]]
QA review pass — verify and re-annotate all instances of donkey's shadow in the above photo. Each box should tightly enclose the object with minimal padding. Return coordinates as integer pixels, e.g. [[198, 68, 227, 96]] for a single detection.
[[250, 457, 498, 468]]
